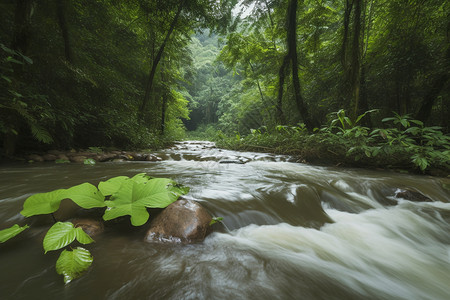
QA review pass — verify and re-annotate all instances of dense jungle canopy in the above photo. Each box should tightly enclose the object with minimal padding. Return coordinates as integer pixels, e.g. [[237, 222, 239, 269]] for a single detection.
[[0, 0, 449, 167]]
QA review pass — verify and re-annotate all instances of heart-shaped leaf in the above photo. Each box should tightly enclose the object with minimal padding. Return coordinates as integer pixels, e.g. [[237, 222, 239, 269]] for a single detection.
[[43, 222, 94, 253], [56, 247, 93, 284], [0, 224, 29, 243], [21, 189, 67, 217], [102, 177, 185, 226], [63, 183, 105, 209], [98, 176, 129, 196]]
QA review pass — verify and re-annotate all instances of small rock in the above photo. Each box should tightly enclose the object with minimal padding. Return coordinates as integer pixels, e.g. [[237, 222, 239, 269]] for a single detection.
[[97, 153, 117, 162], [42, 154, 58, 161], [145, 199, 212, 243], [145, 154, 162, 161], [57, 154, 70, 161], [70, 156, 87, 163], [72, 218, 104, 236], [28, 154, 44, 162], [395, 189, 432, 202]]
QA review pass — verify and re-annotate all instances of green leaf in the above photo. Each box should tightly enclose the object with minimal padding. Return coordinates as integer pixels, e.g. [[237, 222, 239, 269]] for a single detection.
[[21, 189, 67, 217], [209, 217, 223, 226], [0, 224, 29, 243], [83, 158, 96, 165], [56, 247, 93, 284], [30, 124, 53, 144], [98, 176, 129, 196], [43, 222, 94, 253], [63, 183, 105, 209], [103, 177, 183, 226]]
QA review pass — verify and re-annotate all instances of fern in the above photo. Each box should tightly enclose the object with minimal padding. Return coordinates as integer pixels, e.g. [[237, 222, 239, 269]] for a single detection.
[[30, 124, 54, 144]]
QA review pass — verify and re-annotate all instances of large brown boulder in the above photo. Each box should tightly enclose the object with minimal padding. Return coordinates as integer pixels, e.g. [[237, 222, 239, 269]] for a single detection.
[[145, 199, 212, 243]]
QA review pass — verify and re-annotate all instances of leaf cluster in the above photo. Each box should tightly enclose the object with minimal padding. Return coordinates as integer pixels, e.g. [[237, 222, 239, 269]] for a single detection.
[[1, 173, 189, 284]]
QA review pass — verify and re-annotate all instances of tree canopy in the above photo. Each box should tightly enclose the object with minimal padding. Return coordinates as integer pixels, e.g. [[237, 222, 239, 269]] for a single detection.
[[1, 0, 448, 156]]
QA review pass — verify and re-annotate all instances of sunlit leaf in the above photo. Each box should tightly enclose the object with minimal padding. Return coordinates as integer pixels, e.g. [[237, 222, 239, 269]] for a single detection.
[[56, 247, 93, 284], [98, 176, 129, 196], [21, 189, 67, 217], [103, 177, 185, 226], [0, 224, 29, 243], [43, 222, 94, 253], [63, 183, 105, 209]]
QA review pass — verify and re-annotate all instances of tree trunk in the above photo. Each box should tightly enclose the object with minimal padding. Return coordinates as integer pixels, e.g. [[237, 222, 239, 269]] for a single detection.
[[56, 0, 73, 63], [286, 0, 315, 130], [139, 0, 185, 118], [350, 0, 362, 120], [276, 55, 289, 124], [11, 0, 34, 54], [341, 0, 354, 68]]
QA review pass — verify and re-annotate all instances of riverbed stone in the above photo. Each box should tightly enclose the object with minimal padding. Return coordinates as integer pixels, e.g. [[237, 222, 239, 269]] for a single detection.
[[395, 189, 432, 202], [28, 154, 44, 162], [43, 154, 58, 161], [70, 155, 87, 163], [145, 199, 212, 243]]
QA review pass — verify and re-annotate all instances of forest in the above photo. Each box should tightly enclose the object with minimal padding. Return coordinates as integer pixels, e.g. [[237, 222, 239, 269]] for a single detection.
[[0, 0, 449, 174]]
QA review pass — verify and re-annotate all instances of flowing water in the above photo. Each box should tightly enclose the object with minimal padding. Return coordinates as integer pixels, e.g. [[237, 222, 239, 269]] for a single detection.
[[1, 141, 449, 300]]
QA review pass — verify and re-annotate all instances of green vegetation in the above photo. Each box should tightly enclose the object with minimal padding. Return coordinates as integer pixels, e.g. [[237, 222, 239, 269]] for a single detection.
[[213, 110, 449, 175], [1, 173, 189, 283], [184, 1, 449, 175], [0, 1, 448, 169]]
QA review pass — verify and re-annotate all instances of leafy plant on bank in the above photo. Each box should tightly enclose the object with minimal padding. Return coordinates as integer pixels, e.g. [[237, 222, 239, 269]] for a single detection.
[[0, 173, 189, 284], [215, 110, 449, 174]]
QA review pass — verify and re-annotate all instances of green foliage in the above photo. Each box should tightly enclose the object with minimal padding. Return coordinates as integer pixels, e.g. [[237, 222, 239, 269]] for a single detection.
[[21, 183, 106, 217], [43, 222, 94, 254], [0, 44, 54, 150], [56, 247, 93, 284], [103, 176, 189, 226], [21, 189, 67, 217], [217, 111, 450, 174], [83, 158, 96, 165], [5, 173, 189, 284], [64, 183, 105, 209], [0, 224, 29, 243], [209, 217, 223, 226]]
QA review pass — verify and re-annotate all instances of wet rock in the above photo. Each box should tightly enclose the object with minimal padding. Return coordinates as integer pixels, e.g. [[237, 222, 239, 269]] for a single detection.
[[70, 155, 87, 163], [395, 189, 432, 202], [219, 160, 246, 164], [28, 154, 44, 162], [72, 218, 104, 236], [57, 154, 70, 161], [47, 150, 63, 155], [97, 153, 117, 162], [145, 154, 162, 161], [42, 154, 58, 161], [145, 199, 212, 243]]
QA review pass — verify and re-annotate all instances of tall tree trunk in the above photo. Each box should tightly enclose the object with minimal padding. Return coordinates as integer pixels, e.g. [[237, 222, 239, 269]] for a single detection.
[[160, 94, 167, 134], [276, 55, 289, 124], [11, 0, 34, 54], [56, 0, 73, 63], [286, 0, 314, 130], [350, 0, 362, 120], [341, 0, 354, 67], [139, 0, 185, 118]]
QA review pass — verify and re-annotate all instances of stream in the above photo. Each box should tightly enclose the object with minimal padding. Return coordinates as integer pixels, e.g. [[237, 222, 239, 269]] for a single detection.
[[1, 141, 449, 300]]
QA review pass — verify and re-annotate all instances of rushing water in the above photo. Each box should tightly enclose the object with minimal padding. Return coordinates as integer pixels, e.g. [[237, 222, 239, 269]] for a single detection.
[[0, 141, 449, 300]]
